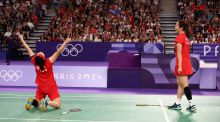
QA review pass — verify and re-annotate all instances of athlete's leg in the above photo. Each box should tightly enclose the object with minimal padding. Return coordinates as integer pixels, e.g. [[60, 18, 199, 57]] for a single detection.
[[48, 97, 61, 108]]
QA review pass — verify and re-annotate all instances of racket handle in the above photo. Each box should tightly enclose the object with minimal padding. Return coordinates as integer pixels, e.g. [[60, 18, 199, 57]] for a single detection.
[[136, 104, 149, 106], [61, 111, 69, 115]]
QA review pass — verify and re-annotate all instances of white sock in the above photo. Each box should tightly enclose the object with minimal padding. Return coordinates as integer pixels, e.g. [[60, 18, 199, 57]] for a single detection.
[[189, 100, 194, 106], [175, 98, 181, 105]]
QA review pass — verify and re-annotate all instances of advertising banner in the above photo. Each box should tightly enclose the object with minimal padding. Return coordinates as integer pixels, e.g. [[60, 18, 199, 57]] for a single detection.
[[0, 64, 107, 88], [36, 42, 164, 61], [192, 44, 219, 62]]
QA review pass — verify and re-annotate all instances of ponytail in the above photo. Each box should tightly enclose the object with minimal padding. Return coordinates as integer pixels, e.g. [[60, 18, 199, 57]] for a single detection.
[[35, 56, 46, 72], [178, 20, 190, 38]]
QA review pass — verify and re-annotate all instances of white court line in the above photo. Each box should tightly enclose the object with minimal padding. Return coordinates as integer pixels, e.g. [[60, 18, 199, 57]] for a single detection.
[[0, 96, 151, 102], [159, 98, 170, 122], [0, 94, 219, 102], [0, 95, 149, 101], [0, 93, 147, 97], [0, 96, 219, 104], [0, 96, 108, 101], [0, 93, 155, 99], [0, 118, 128, 122], [0, 93, 158, 101], [2, 93, 220, 99]]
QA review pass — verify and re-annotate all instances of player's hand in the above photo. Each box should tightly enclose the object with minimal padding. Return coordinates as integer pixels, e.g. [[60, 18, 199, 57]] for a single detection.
[[64, 37, 72, 44], [177, 67, 182, 74], [16, 32, 23, 40]]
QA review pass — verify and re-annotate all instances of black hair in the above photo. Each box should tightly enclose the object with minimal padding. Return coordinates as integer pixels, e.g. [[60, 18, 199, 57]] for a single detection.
[[35, 56, 46, 72], [178, 20, 190, 38]]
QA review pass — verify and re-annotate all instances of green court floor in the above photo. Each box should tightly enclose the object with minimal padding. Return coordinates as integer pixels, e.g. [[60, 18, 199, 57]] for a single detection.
[[0, 92, 219, 122]]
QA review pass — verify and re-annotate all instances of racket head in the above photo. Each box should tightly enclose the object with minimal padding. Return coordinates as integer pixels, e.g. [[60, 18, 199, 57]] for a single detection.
[[61, 108, 81, 115]]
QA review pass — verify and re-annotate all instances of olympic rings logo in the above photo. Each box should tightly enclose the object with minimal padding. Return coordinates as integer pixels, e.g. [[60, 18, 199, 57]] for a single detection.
[[0, 70, 23, 81], [57, 44, 83, 57]]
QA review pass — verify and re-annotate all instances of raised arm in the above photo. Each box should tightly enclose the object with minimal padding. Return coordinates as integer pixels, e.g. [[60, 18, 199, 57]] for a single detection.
[[49, 38, 72, 63], [16, 32, 35, 57]]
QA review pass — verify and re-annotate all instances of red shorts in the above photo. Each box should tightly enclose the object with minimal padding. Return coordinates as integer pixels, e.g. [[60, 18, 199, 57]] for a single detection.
[[35, 85, 60, 101]]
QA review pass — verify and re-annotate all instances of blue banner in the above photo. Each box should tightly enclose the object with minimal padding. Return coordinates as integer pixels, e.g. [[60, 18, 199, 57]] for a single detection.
[[36, 42, 164, 61], [37, 42, 111, 61], [192, 44, 219, 62]]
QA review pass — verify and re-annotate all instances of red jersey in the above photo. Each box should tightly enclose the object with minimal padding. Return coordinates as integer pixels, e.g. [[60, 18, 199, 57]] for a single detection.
[[31, 56, 56, 86], [175, 33, 193, 76]]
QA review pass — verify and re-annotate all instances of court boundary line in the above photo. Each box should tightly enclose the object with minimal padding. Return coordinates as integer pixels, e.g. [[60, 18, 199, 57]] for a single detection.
[[1, 93, 220, 99], [0, 118, 128, 122], [0, 93, 166, 99], [0, 96, 159, 102], [0, 93, 156, 97], [1, 96, 219, 104], [159, 98, 170, 122]]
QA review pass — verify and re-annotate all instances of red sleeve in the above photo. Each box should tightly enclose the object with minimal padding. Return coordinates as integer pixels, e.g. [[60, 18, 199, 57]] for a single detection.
[[175, 34, 184, 44], [31, 55, 36, 65], [47, 59, 54, 65]]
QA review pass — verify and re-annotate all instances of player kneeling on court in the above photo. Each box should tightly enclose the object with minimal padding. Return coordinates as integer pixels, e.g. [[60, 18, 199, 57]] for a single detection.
[[16, 32, 71, 112]]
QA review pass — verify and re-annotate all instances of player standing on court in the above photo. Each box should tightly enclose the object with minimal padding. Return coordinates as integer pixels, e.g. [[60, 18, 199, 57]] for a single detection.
[[168, 20, 197, 112]]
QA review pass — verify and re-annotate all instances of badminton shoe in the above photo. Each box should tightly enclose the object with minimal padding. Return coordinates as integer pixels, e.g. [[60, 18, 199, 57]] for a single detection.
[[168, 103, 182, 110], [40, 99, 48, 112], [25, 97, 34, 110], [186, 105, 197, 112]]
